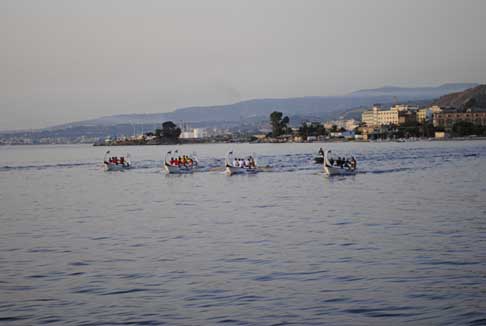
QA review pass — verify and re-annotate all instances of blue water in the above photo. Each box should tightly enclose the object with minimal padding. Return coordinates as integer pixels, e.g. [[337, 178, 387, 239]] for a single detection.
[[1, 141, 485, 325]]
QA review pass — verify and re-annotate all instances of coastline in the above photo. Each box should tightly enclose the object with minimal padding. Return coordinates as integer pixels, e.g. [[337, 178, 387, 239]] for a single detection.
[[2, 136, 486, 147], [93, 136, 486, 146]]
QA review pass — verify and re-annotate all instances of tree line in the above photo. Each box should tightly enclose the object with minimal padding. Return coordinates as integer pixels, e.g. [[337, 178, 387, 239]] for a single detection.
[[269, 111, 342, 138], [144, 121, 181, 143]]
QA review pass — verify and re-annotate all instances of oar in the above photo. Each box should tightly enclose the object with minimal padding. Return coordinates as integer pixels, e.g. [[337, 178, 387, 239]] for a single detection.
[[257, 166, 272, 172], [207, 167, 225, 172], [206, 166, 272, 172]]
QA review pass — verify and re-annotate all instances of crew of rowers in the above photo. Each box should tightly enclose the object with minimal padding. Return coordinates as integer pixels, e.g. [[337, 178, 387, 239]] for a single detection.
[[232, 156, 256, 169], [169, 155, 195, 167], [106, 156, 128, 165], [328, 156, 357, 170]]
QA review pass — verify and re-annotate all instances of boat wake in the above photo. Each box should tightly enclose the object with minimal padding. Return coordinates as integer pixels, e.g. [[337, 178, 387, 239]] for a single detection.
[[0, 162, 95, 172], [1, 145, 483, 175]]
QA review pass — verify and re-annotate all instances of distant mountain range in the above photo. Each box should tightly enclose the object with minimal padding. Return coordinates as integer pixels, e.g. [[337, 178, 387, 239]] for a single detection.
[[0, 83, 479, 141], [48, 83, 477, 130], [349, 83, 477, 98]]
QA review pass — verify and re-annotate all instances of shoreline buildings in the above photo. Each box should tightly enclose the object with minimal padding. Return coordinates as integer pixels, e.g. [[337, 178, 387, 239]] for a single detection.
[[433, 108, 486, 129], [361, 103, 486, 139], [323, 119, 359, 131], [362, 103, 486, 129], [361, 105, 419, 127]]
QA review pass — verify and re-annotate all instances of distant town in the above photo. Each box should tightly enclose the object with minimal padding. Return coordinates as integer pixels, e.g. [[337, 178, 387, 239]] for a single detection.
[[91, 103, 486, 146], [2, 85, 485, 145]]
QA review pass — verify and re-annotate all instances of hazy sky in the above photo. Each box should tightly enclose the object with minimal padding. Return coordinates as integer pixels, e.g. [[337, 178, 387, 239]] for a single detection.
[[1, 0, 485, 130]]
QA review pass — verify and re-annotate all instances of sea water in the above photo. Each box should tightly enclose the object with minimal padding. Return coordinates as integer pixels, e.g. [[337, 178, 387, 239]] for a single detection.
[[0, 141, 485, 325]]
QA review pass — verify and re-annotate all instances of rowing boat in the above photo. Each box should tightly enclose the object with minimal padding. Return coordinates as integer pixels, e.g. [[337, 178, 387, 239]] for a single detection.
[[323, 150, 357, 176], [225, 164, 258, 176], [163, 150, 197, 174], [164, 161, 194, 174], [225, 151, 258, 176], [103, 151, 131, 171]]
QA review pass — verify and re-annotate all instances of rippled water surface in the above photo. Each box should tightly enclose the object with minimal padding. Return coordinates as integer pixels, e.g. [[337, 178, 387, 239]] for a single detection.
[[1, 141, 485, 325]]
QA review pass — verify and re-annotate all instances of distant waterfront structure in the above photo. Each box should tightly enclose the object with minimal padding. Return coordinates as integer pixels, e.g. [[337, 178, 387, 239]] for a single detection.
[[432, 108, 486, 129], [417, 108, 430, 124], [417, 105, 442, 124], [193, 128, 208, 138], [179, 127, 229, 139], [329, 130, 356, 139], [362, 105, 397, 127], [359, 101, 486, 138], [434, 131, 447, 139], [361, 104, 419, 127], [323, 119, 359, 131]]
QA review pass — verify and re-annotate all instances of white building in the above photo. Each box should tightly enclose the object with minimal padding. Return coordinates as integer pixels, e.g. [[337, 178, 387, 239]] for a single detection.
[[193, 128, 208, 138], [180, 131, 195, 139], [390, 104, 419, 112], [362, 105, 419, 127], [324, 119, 359, 131], [179, 128, 212, 139]]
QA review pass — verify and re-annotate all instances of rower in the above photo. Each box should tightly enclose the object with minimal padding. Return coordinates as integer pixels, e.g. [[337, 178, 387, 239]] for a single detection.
[[344, 158, 350, 169], [249, 156, 255, 168]]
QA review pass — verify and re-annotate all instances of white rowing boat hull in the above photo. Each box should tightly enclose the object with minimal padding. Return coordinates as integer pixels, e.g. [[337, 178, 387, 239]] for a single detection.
[[104, 162, 130, 171], [324, 165, 356, 176], [164, 163, 194, 174], [225, 165, 257, 176]]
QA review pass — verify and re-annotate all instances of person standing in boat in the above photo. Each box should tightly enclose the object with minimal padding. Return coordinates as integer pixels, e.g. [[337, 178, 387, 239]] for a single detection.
[[249, 156, 256, 169]]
